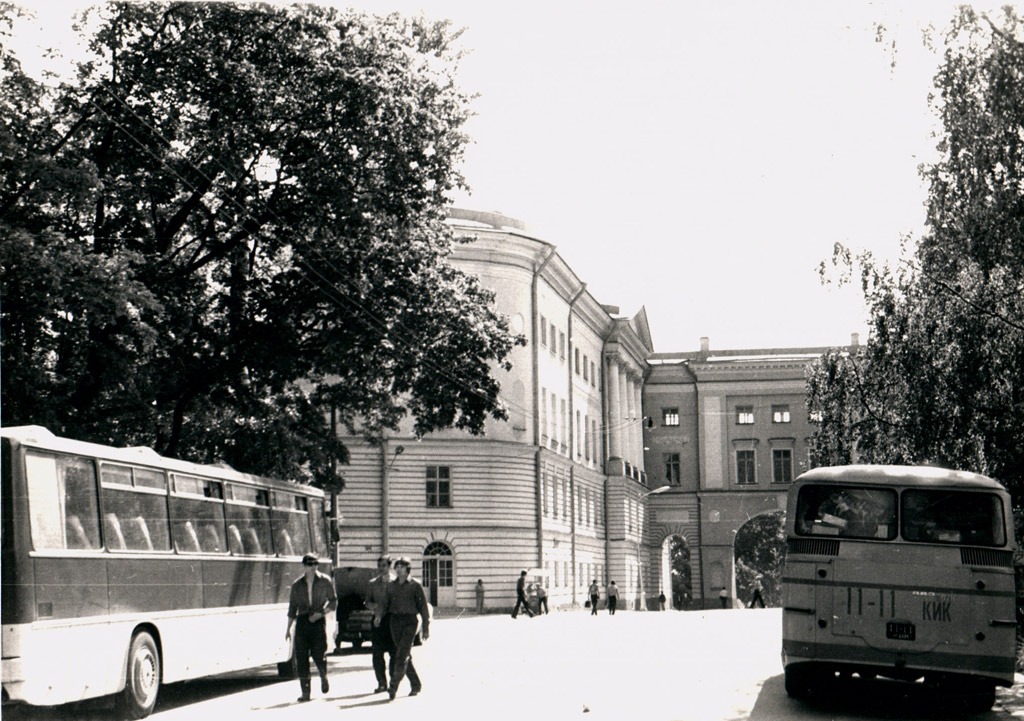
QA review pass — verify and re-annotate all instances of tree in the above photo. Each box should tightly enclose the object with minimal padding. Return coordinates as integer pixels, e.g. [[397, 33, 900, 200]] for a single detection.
[[668, 537, 691, 609], [734, 512, 785, 607], [0, 2, 523, 485], [807, 7, 1024, 500]]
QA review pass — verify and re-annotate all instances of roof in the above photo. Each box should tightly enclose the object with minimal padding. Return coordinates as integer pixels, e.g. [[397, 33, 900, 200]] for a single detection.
[[795, 464, 1005, 491], [1, 425, 320, 495]]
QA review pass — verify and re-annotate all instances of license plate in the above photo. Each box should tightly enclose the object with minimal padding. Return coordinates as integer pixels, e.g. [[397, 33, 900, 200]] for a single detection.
[[886, 621, 915, 641]]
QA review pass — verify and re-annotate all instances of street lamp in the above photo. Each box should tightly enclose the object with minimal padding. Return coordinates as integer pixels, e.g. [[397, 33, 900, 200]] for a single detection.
[[640, 485, 671, 499]]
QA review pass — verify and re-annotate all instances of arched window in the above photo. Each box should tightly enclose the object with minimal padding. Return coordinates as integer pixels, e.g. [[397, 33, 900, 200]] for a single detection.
[[422, 541, 453, 592]]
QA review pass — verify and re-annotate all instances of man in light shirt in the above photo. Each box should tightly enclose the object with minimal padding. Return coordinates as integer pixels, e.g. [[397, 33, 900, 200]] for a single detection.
[[383, 557, 430, 701], [285, 553, 337, 702]]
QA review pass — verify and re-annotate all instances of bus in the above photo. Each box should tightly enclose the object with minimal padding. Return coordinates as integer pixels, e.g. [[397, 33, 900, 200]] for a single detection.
[[1, 426, 333, 718], [781, 465, 1017, 712]]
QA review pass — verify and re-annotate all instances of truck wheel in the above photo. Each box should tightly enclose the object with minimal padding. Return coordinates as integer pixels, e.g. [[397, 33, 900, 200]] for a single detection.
[[116, 631, 160, 719]]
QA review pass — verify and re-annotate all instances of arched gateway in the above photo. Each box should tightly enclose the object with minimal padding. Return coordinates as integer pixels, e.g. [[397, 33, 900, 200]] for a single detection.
[[659, 534, 692, 610]]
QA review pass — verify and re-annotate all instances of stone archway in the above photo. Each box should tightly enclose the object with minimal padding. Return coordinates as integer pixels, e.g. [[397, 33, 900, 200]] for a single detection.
[[660, 534, 691, 610], [733, 510, 785, 608]]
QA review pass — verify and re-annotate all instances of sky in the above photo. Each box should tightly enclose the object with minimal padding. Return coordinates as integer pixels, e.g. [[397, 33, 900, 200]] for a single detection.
[[10, 1, 1001, 353]]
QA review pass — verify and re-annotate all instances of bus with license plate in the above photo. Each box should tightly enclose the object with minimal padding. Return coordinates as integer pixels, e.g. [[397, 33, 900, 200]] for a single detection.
[[1, 426, 333, 718], [781, 465, 1017, 712]]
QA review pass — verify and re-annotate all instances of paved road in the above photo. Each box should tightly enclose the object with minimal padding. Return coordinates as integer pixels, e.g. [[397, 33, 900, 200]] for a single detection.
[[10, 608, 1024, 720]]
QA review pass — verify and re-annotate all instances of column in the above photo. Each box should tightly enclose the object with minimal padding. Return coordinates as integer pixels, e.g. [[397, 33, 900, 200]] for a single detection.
[[634, 377, 645, 473], [618, 364, 629, 468], [607, 357, 621, 460], [624, 371, 636, 469]]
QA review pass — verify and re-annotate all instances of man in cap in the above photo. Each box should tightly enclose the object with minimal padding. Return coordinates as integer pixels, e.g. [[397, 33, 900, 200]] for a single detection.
[[285, 553, 337, 702]]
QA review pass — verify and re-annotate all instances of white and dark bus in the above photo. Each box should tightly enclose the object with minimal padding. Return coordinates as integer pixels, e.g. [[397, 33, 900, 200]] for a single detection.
[[1, 426, 332, 718], [782, 464, 1017, 711]]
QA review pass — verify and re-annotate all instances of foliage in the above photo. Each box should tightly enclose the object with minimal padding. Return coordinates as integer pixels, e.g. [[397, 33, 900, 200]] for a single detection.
[[807, 7, 1024, 502], [734, 512, 785, 607], [0, 2, 523, 485], [668, 537, 691, 609]]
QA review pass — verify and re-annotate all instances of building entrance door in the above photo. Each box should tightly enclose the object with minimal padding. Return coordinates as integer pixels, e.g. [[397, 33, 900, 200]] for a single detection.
[[422, 541, 454, 607]]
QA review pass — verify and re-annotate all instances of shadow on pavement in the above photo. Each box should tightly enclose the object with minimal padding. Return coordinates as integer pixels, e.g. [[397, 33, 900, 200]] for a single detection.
[[742, 674, 997, 721]]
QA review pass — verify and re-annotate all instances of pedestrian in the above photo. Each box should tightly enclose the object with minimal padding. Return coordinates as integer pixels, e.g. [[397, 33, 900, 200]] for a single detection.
[[658, 592, 666, 611], [475, 579, 485, 614], [285, 553, 337, 703], [511, 570, 534, 618], [366, 555, 394, 694], [537, 582, 549, 614], [719, 587, 729, 609], [383, 557, 429, 701], [749, 575, 766, 609], [607, 581, 619, 615], [588, 579, 600, 616]]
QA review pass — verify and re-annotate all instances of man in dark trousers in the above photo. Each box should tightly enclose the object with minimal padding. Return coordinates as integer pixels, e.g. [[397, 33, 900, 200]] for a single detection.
[[285, 553, 338, 702], [366, 555, 394, 693], [383, 557, 430, 701], [511, 570, 534, 618]]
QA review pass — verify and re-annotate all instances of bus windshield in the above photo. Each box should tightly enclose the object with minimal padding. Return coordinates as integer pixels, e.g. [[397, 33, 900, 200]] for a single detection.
[[795, 485, 897, 540], [902, 489, 1005, 546]]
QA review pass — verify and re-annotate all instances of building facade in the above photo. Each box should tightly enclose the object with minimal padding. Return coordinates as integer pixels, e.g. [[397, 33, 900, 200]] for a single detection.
[[334, 209, 853, 611]]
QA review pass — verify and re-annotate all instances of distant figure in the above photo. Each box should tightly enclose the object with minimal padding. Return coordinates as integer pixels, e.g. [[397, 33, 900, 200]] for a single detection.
[[588, 580, 600, 615], [719, 587, 729, 609], [383, 557, 429, 701], [607, 581, 619, 615], [749, 576, 766, 609], [511, 570, 534, 618], [537, 583, 549, 614], [658, 592, 666, 611], [285, 553, 337, 702], [475, 579, 485, 614]]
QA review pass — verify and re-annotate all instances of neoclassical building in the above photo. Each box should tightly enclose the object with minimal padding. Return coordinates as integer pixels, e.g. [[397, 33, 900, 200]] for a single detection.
[[334, 209, 853, 611], [335, 209, 655, 611]]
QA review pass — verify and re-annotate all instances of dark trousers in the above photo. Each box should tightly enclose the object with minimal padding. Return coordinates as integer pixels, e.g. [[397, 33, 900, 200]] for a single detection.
[[388, 614, 421, 693], [538, 597, 548, 614], [511, 592, 534, 618], [749, 589, 766, 608], [590, 594, 599, 615], [371, 615, 394, 689], [294, 616, 328, 695], [608, 596, 617, 614]]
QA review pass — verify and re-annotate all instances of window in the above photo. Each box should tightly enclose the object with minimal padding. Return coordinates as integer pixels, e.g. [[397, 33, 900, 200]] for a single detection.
[[772, 405, 791, 423], [426, 466, 452, 508], [225, 486, 273, 555], [559, 331, 566, 360], [171, 474, 227, 553], [576, 410, 582, 458], [736, 406, 754, 425], [796, 485, 897, 540], [736, 450, 756, 484], [772, 449, 793, 484], [591, 361, 596, 387], [662, 408, 680, 426], [540, 315, 547, 346], [560, 399, 567, 451], [583, 355, 589, 381], [422, 541, 453, 588], [100, 464, 171, 552], [663, 453, 681, 485], [25, 451, 101, 550], [541, 387, 548, 441], [902, 490, 1006, 546], [270, 492, 312, 557], [549, 324, 556, 354], [309, 499, 328, 557], [550, 395, 558, 449], [584, 414, 591, 461], [574, 347, 580, 374]]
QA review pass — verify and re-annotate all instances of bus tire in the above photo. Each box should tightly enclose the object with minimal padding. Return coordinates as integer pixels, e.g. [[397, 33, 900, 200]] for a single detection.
[[116, 631, 160, 719], [784, 665, 814, 699], [960, 681, 995, 713]]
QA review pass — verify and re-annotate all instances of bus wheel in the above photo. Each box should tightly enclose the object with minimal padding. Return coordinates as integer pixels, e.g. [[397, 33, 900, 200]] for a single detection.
[[116, 631, 160, 719], [784, 665, 810, 698], [960, 681, 995, 713]]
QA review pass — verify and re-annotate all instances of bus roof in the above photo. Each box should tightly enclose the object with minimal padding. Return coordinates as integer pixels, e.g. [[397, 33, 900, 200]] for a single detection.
[[1, 425, 321, 496], [796, 464, 1005, 491]]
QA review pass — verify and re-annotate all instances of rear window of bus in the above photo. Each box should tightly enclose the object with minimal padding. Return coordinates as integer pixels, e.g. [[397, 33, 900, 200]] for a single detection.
[[901, 489, 1006, 546], [795, 485, 897, 540]]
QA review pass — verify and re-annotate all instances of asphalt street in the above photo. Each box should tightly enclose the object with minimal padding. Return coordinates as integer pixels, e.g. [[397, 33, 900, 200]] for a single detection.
[[10, 608, 1024, 721]]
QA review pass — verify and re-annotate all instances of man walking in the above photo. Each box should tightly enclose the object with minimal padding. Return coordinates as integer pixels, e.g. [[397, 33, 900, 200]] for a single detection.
[[511, 570, 534, 618], [366, 555, 394, 693], [606, 581, 618, 615], [749, 575, 766, 608], [285, 553, 337, 702], [383, 557, 430, 701], [588, 580, 600, 616]]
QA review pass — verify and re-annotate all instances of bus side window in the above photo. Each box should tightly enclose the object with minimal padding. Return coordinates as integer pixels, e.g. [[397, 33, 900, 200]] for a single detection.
[[25, 452, 101, 550]]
